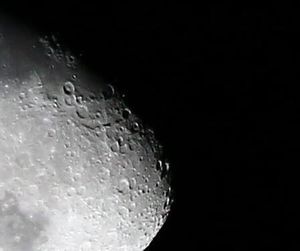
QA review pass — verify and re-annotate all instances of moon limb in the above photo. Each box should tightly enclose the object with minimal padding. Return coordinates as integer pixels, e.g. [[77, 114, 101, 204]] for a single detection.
[[0, 17, 172, 251]]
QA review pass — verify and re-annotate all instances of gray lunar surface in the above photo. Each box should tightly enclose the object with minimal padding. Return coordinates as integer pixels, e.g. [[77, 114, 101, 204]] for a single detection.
[[0, 17, 173, 251]]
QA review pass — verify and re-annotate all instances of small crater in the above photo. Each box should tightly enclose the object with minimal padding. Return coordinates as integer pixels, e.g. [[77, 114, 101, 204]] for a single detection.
[[63, 81, 75, 95]]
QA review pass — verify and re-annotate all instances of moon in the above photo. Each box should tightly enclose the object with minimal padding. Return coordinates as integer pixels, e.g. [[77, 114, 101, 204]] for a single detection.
[[0, 16, 173, 251]]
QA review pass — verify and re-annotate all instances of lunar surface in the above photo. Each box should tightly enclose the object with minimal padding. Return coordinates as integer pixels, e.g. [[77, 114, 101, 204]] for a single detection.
[[0, 17, 173, 251]]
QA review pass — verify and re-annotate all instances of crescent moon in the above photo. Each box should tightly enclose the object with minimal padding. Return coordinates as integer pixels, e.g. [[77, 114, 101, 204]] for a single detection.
[[0, 16, 173, 251]]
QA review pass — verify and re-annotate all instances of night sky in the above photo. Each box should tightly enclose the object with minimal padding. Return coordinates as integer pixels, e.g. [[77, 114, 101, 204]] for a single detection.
[[2, 2, 300, 250]]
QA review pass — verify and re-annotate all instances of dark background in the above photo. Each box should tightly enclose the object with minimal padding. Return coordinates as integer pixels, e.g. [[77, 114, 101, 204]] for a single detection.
[[2, 2, 300, 250]]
